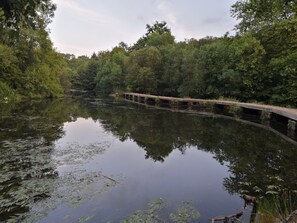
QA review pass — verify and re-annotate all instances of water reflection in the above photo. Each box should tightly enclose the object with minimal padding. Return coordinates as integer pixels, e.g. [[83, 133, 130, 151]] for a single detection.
[[89, 99, 297, 196], [0, 100, 67, 221], [0, 96, 296, 222], [0, 99, 116, 222]]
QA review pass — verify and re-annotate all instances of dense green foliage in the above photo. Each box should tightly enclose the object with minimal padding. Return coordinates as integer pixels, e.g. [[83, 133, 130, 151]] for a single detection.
[[231, 0, 297, 33], [69, 5, 297, 107], [0, 0, 56, 30], [0, 0, 69, 100], [0, 81, 16, 102], [1, 1, 297, 106]]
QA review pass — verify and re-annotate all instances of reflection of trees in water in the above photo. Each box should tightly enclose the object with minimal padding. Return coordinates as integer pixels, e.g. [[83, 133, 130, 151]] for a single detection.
[[0, 99, 72, 221], [222, 144, 297, 196], [0, 98, 111, 222], [90, 99, 297, 196], [1, 97, 296, 221], [0, 138, 57, 221]]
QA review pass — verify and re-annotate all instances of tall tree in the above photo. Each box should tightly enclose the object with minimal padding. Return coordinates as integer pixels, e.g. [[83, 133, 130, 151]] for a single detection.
[[230, 34, 266, 101], [126, 47, 161, 94], [130, 21, 172, 51], [95, 48, 128, 94], [145, 21, 171, 36], [0, 0, 71, 99], [231, 0, 297, 33], [0, 0, 56, 30]]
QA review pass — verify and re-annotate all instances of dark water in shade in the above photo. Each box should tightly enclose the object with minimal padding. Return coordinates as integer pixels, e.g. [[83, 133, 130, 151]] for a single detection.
[[0, 96, 296, 223]]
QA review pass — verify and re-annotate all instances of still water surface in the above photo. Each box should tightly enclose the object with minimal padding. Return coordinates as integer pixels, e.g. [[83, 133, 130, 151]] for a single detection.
[[0, 96, 296, 222]]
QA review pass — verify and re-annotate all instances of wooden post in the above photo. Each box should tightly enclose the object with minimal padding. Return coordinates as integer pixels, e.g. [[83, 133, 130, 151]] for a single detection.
[[170, 100, 178, 109], [288, 120, 297, 138], [133, 95, 138, 102], [261, 111, 271, 125], [188, 101, 193, 110], [155, 97, 160, 106], [228, 104, 242, 118]]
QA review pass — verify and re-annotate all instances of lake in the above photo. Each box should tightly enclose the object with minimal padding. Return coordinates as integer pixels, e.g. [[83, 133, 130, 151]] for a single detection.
[[0, 96, 296, 222]]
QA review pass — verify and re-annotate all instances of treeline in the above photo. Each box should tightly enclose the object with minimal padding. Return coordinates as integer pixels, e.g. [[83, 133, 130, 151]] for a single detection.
[[68, 1, 297, 106], [1, 0, 297, 107], [0, 0, 70, 101]]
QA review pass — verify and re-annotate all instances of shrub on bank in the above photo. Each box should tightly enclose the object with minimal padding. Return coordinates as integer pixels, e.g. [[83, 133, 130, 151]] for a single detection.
[[0, 81, 18, 102]]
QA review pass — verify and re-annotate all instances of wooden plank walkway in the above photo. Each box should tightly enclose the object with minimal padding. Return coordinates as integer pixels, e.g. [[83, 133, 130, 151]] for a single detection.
[[123, 93, 297, 139], [123, 92, 297, 121]]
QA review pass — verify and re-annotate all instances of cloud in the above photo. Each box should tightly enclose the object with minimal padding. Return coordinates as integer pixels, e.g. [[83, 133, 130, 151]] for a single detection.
[[152, 1, 194, 42], [203, 17, 225, 25], [49, 0, 238, 56], [155, 1, 178, 26], [136, 15, 145, 22], [52, 0, 118, 25], [53, 41, 96, 56]]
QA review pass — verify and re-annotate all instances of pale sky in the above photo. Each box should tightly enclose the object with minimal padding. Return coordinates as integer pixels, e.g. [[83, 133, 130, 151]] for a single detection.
[[49, 0, 238, 56]]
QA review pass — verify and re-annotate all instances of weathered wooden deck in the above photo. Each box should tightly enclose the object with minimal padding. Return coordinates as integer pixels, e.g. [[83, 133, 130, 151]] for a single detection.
[[123, 92, 297, 137]]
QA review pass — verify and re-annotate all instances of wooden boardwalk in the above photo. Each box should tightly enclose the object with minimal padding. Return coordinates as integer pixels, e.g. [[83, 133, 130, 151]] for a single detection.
[[123, 92, 297, 137]]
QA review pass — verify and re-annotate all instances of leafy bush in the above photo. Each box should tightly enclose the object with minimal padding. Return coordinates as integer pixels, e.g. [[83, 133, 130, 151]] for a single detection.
[[0, 81, 17, 102]]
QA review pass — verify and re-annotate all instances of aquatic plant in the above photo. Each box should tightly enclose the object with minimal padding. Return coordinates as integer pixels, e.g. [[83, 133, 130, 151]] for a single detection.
[[0, 137, 118, 223], [121, 199, 200, 223], [169, 202, 200, 223], [121, 198, 165, 223], [257, 191, 297, 223]]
